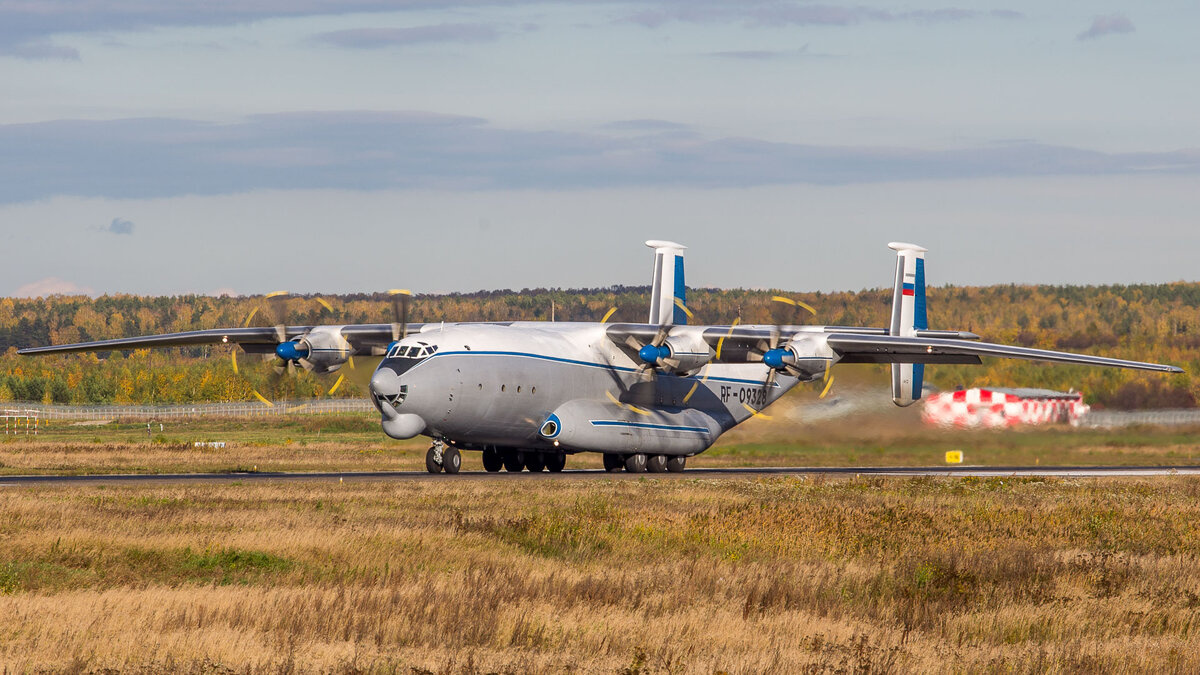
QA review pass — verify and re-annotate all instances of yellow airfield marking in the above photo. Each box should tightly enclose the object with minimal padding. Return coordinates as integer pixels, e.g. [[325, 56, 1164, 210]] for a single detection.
[[600, 307, 618, 323], [682, 381, 699, 403], [252, 390, 274, 407], [673, 297, 694, 319], [742, 402, 772, 420], [819, 375, 836, 399], [715, 317, 741, 360], [328, 373, 345, 395]]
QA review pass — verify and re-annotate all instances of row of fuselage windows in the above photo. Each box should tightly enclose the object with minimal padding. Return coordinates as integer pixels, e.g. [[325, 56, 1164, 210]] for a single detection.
[[486, 383, 536, 395]]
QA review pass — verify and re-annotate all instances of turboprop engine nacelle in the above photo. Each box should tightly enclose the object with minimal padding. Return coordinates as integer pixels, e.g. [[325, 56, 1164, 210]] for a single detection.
[[277, 325, 353, 374], [638, 329, 714, 375], [764, 334, 840, 382]]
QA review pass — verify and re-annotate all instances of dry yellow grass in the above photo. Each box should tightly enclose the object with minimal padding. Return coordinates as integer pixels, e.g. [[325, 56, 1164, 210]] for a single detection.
[[2, 475, 1200, 673]]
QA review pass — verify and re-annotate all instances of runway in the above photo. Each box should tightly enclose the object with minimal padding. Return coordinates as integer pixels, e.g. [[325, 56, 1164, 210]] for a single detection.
[[2, 465, 1200, 486]]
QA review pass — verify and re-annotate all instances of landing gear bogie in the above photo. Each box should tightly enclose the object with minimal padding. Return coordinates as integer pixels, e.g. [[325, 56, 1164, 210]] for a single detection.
[[525, 452, 546, 472], [602, 453, 624, 472]]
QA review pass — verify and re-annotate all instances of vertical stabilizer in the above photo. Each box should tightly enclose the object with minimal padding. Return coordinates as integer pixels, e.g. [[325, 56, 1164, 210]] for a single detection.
[[888, 242, 928, 406], [645, 240, 687, 326]]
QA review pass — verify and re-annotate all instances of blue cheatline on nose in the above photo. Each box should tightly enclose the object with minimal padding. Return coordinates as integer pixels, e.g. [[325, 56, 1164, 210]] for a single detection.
[[763, 348, 788, 370], [275, 341, 309, 361]]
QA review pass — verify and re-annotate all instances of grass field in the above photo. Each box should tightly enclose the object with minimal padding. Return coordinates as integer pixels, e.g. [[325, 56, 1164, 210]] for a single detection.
[[3, 394, 1199, 673], [2, 475, 1200, 673], [3, 398, 1200, 476]]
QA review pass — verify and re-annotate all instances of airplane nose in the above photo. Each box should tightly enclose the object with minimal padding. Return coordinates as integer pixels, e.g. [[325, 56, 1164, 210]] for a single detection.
[[369, 367, 400, 399]]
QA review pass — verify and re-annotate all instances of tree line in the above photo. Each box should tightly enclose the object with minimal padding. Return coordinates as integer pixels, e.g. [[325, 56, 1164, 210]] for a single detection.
[[1, 283, 1197, 408]]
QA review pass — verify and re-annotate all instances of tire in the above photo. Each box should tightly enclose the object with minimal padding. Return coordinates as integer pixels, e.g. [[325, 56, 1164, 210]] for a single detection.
[[646, 454, 668, 473], [602, 453, 624, 472], [666, 456, 687, 473], [442, 447, 461, 474], [425, 447, 442, 474], [624, 453, 647, 473], [502, 449, 525, 472], [545, 451, 566, 473], [525, 452, 546, 472], [482, 448, 504, 472]]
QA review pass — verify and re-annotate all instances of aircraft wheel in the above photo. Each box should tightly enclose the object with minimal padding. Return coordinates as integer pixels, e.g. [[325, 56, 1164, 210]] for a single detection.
[[602, 453, 624, 473], [442, 447, 461, 474], [482, 448, 504, 472], [525, 451, 546, 472], [666, 456, 687, 473], [545, 451, 566, 473], [624, 453, 648, 473], [425, 446, 442, 474], [646, 455, 668, 473], [502, 449, 525, 472]]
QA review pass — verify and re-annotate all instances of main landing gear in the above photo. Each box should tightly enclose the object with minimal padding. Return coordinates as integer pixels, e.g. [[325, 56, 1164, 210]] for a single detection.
[[604, 453, 686, 473], [425, 439, 461, 474], [481, 448, 567, 473]]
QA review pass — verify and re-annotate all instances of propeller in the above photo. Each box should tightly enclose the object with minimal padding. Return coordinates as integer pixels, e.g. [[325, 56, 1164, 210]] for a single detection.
[[625, 325, 677, 375], [231, 291, 335, 402], [748, 295, 835, 397], [389, 289, 411, 342]]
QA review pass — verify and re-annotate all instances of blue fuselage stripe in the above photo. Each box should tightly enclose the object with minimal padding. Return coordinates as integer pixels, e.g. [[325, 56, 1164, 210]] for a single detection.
[[422, 350, 775, 387], [589, 420, 709, 434]]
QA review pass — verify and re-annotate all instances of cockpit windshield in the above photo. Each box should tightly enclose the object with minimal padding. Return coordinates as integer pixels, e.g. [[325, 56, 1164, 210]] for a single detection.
[[386, 342, 438, 360]]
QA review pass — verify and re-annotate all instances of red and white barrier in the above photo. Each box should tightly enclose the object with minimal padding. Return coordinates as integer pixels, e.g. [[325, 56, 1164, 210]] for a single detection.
[[921, 388, 1090, 429]]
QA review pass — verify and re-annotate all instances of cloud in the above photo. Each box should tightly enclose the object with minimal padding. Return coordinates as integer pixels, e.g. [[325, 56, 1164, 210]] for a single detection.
[[310, 23, 499, 48], [602, 119, 693, 132], [0, 111, 1196, 203], [622, 4, 1023, 29], [1077, 14, 1135, 41], [0, 40, 80, 60], [14, 277, 94, 298], [107, 217, 135, 235], [706, 45, 829, 60]]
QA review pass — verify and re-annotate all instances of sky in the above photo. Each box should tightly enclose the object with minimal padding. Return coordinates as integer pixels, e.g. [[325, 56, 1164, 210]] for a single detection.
[[1, 0, 1197, 297]]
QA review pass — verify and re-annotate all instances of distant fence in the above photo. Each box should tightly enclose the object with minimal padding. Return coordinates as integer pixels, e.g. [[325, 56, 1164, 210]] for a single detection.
[[1081, 409, 1200, 429], [5, 399, 375, 421]]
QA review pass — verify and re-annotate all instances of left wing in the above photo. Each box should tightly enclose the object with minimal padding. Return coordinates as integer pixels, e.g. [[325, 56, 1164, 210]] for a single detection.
[[16, 324, 405, 356]]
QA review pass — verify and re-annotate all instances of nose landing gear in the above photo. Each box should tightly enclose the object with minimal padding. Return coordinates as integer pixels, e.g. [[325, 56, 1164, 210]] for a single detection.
[[425, 439, 461, 474]]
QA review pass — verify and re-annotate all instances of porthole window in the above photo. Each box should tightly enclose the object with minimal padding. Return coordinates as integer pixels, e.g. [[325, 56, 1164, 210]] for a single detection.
[[477, 383, 483, 390], [531, 386, 536, 395], [517, 386, 522, 393], [500, 384, 506, 392]]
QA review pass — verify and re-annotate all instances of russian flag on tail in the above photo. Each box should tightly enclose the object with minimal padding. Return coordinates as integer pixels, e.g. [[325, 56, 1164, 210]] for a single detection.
[[888, 242, 928, 406]]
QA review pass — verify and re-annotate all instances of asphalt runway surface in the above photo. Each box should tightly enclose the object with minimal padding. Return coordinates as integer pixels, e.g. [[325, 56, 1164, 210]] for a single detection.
[[3, 465, 1200, 486]]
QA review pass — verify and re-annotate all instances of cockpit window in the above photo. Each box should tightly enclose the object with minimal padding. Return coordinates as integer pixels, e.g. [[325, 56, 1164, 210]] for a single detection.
[[387, 343, 438, 359]]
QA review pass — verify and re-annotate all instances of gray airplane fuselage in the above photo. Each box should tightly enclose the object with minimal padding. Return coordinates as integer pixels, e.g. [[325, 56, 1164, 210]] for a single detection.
[[368, 322, 797, 456]]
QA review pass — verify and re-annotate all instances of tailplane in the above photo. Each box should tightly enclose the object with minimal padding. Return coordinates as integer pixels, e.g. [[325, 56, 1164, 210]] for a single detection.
[[888, 242, 928, 406]]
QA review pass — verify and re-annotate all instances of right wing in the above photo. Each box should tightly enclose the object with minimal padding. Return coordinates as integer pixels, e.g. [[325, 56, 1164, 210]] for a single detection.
[[824, 333, 1183, 373]]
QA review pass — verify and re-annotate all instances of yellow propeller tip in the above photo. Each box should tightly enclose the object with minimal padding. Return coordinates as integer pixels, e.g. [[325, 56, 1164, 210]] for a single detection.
[[265, 291, 289, 298], [388, 289, 412, 296]]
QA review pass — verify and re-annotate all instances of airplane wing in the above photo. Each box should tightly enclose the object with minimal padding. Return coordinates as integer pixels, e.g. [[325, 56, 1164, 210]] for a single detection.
[[605, 323, 1180, 373], [16, 324, 407, 356], [824, 333, 1183, 373]]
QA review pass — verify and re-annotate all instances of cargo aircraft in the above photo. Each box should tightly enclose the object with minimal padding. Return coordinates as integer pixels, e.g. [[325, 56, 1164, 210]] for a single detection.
[[20, 241, 1183, 474]]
